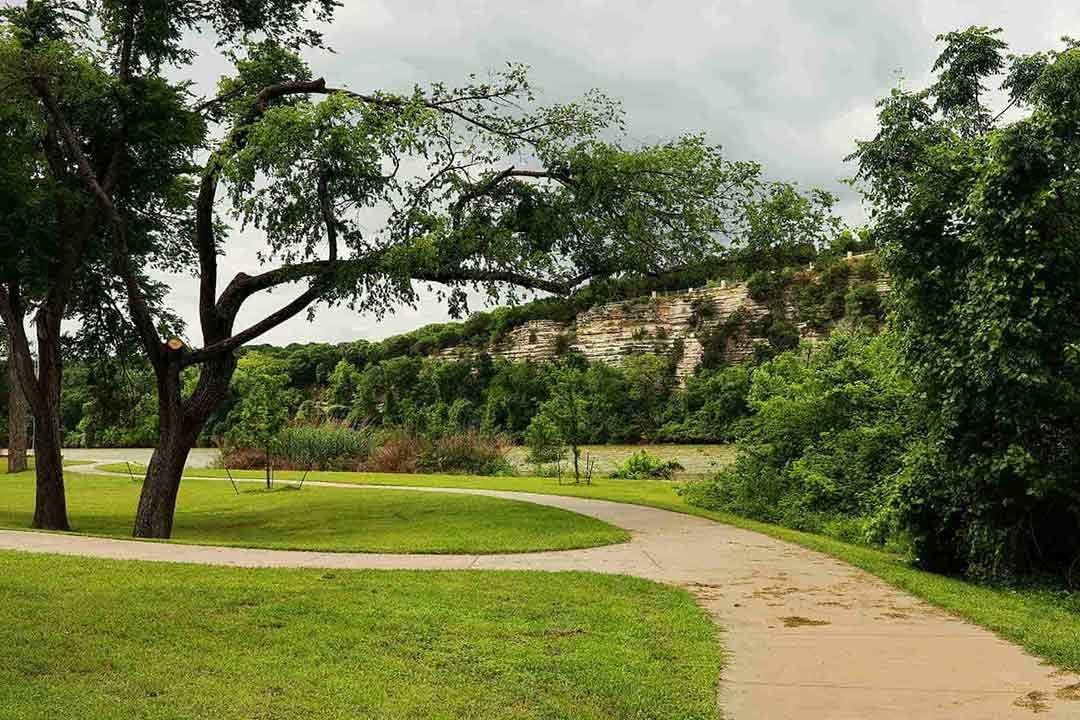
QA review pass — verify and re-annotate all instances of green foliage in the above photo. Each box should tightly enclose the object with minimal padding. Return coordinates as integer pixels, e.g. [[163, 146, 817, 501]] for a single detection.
[[222, 354, 296, 463], [530, 364, 592, 481], [852, 29, 1080, 578], [623, 354, 676, 441], [681, 331, 916, 547], [659, 365, 752, 442], [523, 413, 566, 468], [272, 425, 375, 472], [610, 450, 684, 480], [844, 282, 884, 325]]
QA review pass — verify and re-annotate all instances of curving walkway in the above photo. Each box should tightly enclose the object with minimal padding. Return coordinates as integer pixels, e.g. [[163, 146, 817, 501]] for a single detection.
[[3, 460, 1079, 718]]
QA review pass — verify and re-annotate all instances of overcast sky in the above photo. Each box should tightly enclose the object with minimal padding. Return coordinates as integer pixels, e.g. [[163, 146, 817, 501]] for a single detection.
[[164, 0, 1079, 347]]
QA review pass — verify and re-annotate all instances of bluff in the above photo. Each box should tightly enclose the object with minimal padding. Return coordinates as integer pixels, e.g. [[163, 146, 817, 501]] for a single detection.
[[435, 253, 886, 383]]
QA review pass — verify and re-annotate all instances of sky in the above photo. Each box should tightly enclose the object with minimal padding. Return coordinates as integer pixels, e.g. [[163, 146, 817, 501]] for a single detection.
[[163, 0, 1079, 347]]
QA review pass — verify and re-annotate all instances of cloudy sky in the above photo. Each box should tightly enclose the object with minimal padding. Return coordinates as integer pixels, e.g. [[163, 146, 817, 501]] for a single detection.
[[166, 0, 1078, 347]]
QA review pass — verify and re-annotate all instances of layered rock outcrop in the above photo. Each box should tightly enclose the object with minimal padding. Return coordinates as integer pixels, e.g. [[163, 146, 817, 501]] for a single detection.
[[436, 254, 886, 383]]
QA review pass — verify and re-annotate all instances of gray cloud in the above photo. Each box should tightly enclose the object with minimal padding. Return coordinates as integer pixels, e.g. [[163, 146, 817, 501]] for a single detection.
[[159, 0, 1079, 346]]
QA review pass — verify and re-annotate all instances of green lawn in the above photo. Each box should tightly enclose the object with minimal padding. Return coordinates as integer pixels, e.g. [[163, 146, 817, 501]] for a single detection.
[[0, 472, 628, 554], [105, 464, 1080, 671], [0, 552, 720, 720]]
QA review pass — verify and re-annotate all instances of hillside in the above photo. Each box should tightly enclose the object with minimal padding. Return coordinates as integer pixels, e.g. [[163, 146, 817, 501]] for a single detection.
[[430, 252, 886, 383]]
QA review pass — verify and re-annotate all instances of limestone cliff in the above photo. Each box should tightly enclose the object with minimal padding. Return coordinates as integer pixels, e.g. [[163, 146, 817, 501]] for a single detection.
[[435, 254, 886, 383]]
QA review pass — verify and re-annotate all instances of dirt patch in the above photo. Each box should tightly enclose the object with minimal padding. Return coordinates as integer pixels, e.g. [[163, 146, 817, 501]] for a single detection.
[[1056, 683, 1080, 701], [881, 611, 909, 620], [780, 616, 831, 628], [686, 582, 725, 600], [1013, 691, 1050, 713]]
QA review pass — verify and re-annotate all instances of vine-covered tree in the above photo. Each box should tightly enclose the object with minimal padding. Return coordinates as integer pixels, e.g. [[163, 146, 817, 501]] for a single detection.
[[4, 0, 762, 537], [852, 28, 1080, 577]]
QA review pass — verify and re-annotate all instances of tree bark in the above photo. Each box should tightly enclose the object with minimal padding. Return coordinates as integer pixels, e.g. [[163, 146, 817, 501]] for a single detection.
[[133, 425, 196, 539], [32, 407, 67, 529], [133, 352, 234, 539], [29, 312, 69, 530], [6, 352, 28, 474]]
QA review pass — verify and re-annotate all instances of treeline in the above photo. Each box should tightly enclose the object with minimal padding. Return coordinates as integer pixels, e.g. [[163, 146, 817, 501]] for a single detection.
[[58, 242, 883, 450]]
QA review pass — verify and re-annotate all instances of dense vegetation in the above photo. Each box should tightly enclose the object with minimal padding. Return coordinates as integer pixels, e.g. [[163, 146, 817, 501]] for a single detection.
[[47, 244, 880, 456], [686, 28, 1080, 584], [680, 330, 917, 545]]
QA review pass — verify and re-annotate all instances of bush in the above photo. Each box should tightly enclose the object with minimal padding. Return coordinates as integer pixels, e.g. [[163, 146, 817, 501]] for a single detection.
[[844, 282, 883, 325], [418, 430, 514, 476], [610, 450, 684, 480], [365, 431, 424, 474], [365, 430, 513, 476], [273, 425, 376, 472], [680, 331, 916, 546]]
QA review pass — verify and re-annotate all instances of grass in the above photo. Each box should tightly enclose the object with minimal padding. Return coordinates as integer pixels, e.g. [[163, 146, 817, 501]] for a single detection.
[[0, 471, 628, 554], [0, 552, 720, 720], [102, 463, 1080, 671]]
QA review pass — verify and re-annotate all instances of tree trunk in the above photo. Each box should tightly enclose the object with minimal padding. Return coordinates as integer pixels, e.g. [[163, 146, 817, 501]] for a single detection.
[[32, 409, 67, 530], [6, 352, 28, 474], [29, 313, 69, 531], [132, 427, 195, 539], [133, 351, 235, 539]]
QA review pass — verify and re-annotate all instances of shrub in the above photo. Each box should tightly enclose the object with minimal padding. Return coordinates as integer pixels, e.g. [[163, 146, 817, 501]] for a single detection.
[[746, 269, 787, 302], [273, 425, 376, 472], [610, 450, 684, 480], [216, 446, 268, 470], [680, 331, 916, 546], [418, 430, 514, 476], [365, 431, 424, 474]]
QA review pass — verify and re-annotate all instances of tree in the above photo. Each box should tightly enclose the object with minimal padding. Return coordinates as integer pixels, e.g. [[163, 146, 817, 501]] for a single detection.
[[8, 1, 761, 538], [224, 354, 293, 488], [1, 2, 197, 529], [623, 353, 675, 441], [851, 29, 1080, 577], [529, 364, 592, 483]]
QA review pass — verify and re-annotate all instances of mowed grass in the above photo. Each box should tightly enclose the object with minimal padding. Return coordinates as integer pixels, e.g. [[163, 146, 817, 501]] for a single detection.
[[0, 552, 720, 720], [109, 464, 1080, 671], [0, 472, 627, 554]]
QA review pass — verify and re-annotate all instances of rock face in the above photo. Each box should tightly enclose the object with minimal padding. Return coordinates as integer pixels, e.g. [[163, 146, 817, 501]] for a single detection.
[[436, 256, 887, 384]]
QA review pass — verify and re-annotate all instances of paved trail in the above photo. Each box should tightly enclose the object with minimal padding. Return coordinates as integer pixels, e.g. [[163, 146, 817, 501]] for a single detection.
[[3, 459, 1079, 719]]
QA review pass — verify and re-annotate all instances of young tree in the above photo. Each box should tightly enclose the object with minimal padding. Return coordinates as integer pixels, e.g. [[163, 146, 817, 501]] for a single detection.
[[224, 354, 293, 488], [8, 1, 761, 538], [530, 365, 591, 483], [852, 29, 1080, 577]]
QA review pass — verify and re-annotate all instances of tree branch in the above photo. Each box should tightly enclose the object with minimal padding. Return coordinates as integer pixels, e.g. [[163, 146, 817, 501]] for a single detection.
[[32, 76, 163, 360]]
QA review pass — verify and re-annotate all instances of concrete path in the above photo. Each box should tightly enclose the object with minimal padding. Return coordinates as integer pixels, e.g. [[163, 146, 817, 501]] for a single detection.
[[4, 462, 1079, 718]]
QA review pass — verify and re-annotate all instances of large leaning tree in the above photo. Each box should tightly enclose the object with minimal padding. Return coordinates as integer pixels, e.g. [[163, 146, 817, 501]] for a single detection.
[[5, 1, 761, 538], [852, 28, 1080, 578]]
